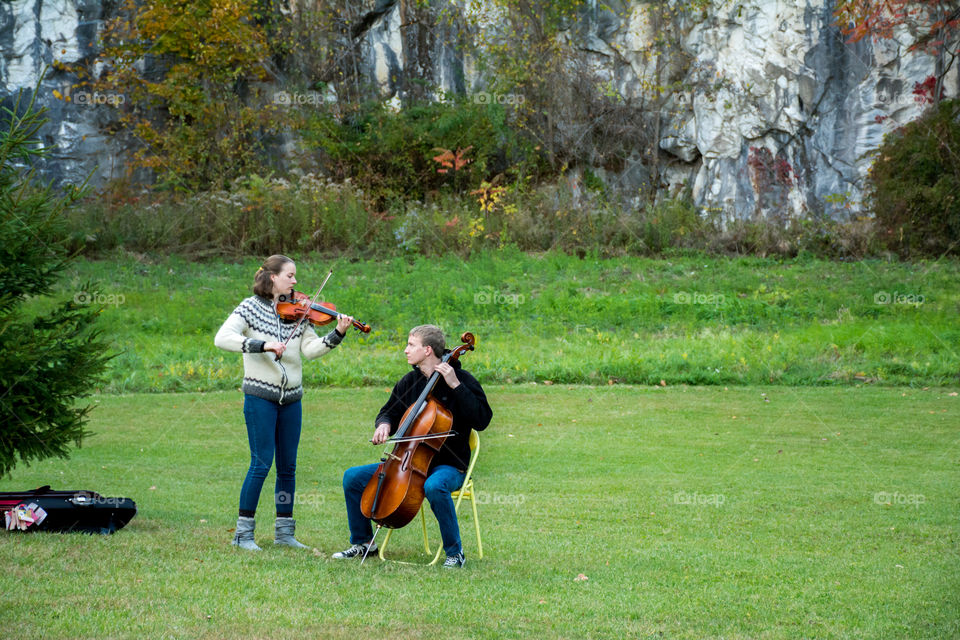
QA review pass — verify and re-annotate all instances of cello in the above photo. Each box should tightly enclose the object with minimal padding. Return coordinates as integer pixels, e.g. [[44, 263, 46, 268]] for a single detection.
[[359, 332, 476, 552]]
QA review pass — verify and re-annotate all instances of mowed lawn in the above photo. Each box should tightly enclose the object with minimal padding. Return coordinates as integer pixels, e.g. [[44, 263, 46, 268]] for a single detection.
[[0, 385, 957, 639]]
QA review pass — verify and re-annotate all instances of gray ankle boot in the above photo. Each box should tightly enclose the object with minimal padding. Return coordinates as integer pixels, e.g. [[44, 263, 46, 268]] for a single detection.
[[231, 516, 261, 551], [274, 516, 309, 549]]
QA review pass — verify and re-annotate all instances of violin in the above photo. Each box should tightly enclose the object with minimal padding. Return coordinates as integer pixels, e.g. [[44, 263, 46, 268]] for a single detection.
[[276, 290, 371, 333], [359, 332, 475, 540]]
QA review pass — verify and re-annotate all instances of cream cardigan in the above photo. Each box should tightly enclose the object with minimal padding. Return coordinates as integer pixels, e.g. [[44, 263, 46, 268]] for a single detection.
[[214, 295, 342, 404]]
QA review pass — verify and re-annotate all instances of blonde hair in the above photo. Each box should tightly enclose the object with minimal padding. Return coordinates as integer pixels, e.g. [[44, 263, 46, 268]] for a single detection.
[[410, 324, 445, 357], [253, 255, 294, 298]]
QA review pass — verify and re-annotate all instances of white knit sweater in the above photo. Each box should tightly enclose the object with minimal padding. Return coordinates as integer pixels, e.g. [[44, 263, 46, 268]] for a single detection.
[[214, 295, 343, 404]]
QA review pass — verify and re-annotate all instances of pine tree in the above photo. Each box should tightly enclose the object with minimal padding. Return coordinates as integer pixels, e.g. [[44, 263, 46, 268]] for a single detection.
[[0, 82, 111, 477]]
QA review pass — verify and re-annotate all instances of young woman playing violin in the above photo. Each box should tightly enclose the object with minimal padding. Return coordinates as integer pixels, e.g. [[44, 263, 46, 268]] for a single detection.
[[333, 324, 492, 568], [215, 254, 356, 551]]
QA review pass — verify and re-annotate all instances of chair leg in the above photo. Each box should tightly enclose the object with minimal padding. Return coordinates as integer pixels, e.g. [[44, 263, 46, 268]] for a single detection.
[[470, 494, 482, 559], [420, 504, 431, 554], [377, 528, 393, 560], [428, 543, 444, 565]]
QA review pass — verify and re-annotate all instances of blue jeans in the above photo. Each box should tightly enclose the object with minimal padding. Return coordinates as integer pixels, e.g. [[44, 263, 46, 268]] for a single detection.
[[342, 463, 467, 556], [239, 395, 302, 517]]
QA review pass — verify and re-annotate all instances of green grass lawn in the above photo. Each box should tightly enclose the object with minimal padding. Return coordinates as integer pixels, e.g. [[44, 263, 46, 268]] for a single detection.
[[35, 250, 960, 390], [1, 386, 957, 638]]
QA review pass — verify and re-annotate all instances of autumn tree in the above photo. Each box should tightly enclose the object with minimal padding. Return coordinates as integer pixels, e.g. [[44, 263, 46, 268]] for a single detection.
[[835, 0, 960, 104], [84, 0, 281, 189]]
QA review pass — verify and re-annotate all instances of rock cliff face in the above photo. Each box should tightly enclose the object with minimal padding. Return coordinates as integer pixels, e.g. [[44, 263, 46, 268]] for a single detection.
[[627, 0, 939, 221], [0, 0, 948, 218], [0, 0, 121, 186]]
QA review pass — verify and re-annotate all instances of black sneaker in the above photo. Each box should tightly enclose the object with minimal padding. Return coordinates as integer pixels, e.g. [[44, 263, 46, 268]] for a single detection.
[[442, 552, 465, 568], [331, 543, 377, 559]]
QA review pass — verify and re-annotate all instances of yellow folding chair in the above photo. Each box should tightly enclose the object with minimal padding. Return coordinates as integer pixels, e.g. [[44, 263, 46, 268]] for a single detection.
[[378, 429, 483, 564]]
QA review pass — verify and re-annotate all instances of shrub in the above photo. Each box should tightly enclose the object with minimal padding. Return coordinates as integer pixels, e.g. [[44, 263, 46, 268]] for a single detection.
[[67, 173, 389, 257], [300, 96, 539, 204], [867, 99, 960, 258]]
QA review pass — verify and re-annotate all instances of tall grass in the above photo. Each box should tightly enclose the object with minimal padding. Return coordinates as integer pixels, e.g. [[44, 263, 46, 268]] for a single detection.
[[66, 174, 390, 258], [66, 173, 885, 259]]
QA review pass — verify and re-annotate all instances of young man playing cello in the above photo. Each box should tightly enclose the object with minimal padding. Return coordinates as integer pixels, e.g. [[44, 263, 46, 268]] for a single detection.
[[333, 325, 492, 568]]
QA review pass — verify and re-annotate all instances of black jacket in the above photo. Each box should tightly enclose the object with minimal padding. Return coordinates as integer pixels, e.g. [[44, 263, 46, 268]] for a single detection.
[[375, 357, 492, 471]]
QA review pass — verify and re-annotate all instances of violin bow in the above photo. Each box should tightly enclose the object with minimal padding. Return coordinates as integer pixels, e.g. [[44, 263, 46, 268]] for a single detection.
[[372, 431, 458, 444], [275, 270, 332, 361]]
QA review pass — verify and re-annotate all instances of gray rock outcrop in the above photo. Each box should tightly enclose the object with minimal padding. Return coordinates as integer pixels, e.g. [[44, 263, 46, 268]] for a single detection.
[[1, 0, 950, 218]]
